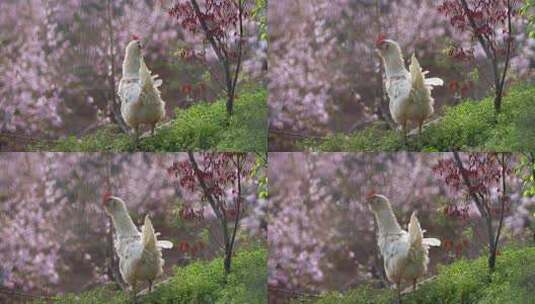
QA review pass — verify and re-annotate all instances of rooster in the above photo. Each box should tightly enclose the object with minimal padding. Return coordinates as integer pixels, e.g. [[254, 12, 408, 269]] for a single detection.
[[118, 37, 166, 142], [376, 37, 443, 138], [102, 195, 173, 298], [367, 194, 441, 302]]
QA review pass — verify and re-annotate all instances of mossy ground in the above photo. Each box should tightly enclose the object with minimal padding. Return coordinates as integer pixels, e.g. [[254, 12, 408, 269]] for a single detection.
[[296, 246, 535, 304], [32, 87, 267, 152], [37, 247, 267, 304], [302, 84, 535, 152]]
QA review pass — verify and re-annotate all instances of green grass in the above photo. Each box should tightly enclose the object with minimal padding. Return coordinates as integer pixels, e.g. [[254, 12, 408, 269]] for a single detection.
[[33, 87, 267, 152], [302, 84, 535, 152], [39, 247, 267, 304], [300, 246, 535, 304]]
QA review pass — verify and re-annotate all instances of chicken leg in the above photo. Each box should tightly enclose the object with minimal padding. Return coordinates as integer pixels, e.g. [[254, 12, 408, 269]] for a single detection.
[[402, 120, 408, 145], [134, 126, 140, 147], [131, 281, 138, 304], [396, 280, 402, 304]]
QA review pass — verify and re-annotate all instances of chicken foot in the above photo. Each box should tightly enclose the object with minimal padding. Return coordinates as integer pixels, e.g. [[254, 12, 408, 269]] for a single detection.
[[134, 126, 140, 148], [402, 120, 408, 146], [131, 281, 138, 304]]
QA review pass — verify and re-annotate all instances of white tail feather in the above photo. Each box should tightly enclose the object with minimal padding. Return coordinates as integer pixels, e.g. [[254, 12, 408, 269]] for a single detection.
[[410, 54, 443, 89], [140, 57, 162, 95], [423, 238, 441, 247], [409, 54, 426, 91], [425, 78, 444, 87], [157, 240, 174, 249], [140, 58, 151, 86], [408, 211, 423, 246], [142, 215, 156, 249]]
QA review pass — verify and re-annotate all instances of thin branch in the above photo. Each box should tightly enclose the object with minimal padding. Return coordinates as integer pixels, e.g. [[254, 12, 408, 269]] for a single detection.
[[452, 152, 496, 255], [493, 153, 507, 251], [190, 0, 225, 64], [453, 152, 487, 218], [188, 152, 224, 221], [105, 0, 128, 133], [459, 0, 494, 60], [499, 0, 513, 91], [228, 155, 243, 254], [458, 0, 501, 98], [231, 0, 245, 96]]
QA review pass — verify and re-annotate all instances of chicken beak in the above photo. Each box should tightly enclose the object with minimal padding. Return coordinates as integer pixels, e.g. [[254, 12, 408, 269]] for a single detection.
[[366, 192, 377, 203], [102, 198, 110, 208], [101, 192, 112, 207], [376, 42, 386, 52]]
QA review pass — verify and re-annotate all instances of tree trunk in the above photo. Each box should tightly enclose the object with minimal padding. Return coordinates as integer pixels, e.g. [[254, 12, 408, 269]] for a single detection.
[[221, 222, 232, 275], [226, 92, 234, 117], [188, 152, 234, 275], [494, 85, 503, 113], [224, 245, 232, 274], [488, 246, 497, 273]]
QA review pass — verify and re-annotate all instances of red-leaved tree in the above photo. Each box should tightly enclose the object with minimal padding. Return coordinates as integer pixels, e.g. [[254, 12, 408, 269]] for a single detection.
[[433, 152, 512, 273], [169, 0, 252, 116], [438, 0, 522, 113], [168, 152, 253, 274]]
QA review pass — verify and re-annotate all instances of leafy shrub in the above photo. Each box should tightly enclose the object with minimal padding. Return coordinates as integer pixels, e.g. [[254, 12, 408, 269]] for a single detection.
[[38, 247, 267, 304], [35, 87, 267, 152], [143, 246, 267, 304], [303, 84, 535, 152], [305, 246, 535, 304]]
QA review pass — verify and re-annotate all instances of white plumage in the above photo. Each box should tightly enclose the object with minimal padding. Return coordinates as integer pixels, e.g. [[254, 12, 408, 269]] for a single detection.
[[367, 194, 440, 299], [118, 39, 166, 140], [103, 196, 173, 296], [376, 38, 443, 136]]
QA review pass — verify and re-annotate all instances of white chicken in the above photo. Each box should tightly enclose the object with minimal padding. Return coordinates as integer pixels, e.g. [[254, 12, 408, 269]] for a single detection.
[[367, 194, 441, 301], [118, 37, 166, 142], [102, 195, 173, 297], [376, 37, 444, 137]]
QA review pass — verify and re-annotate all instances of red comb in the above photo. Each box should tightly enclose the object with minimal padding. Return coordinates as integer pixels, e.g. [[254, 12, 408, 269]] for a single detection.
[[132, 34, 140, 40], [375, 34, 386, 46], [367, 190, 377, 199]]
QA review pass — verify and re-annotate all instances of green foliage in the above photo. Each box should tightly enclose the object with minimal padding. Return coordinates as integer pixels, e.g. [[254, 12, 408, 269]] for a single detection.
[[517, 154, 535, 197], [251, 154, 268, 200], [39, 287, 130, 304], [35, 87, 267, 152], [253, 0, 268, 41], [300, 123, 401, 152], [39, 247, 267, 304], [521, 0, 535, 39], [305, 246, 535, 304], [304, 84, 535, 152]]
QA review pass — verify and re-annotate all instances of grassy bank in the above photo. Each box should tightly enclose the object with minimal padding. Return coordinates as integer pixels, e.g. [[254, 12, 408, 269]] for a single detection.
[[302, 84, 535, 152], [33, 87, 267, 152], [299, 246, 535, 304], [38, 247, 267, 304]]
